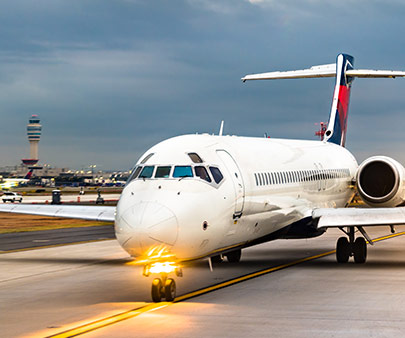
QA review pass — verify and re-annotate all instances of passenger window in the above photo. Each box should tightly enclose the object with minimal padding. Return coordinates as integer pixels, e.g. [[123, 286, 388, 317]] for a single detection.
[[195, 166, 211, 182], [188, 153, 203, 163], [155, 166, 171, 178], [140, 153, 154, 164], [173, 166, 193, 178], [210, 167, 223, 184], [139, 166, 154, 178]]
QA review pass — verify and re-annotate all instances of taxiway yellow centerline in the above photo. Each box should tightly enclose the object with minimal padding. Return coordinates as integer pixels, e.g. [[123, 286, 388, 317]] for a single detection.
[[43, 231, 405, 338]]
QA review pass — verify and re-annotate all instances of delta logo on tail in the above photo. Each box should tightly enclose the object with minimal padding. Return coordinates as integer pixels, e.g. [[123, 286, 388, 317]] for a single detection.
[[326, 54, 354, 147], [24, 169, 34, 180]]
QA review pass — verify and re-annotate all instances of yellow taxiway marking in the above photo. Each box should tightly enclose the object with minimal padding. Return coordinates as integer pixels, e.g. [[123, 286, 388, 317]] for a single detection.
[[45, 303, 170, 338], [0, 238, 114, 254], [45, 231, 405, 338]]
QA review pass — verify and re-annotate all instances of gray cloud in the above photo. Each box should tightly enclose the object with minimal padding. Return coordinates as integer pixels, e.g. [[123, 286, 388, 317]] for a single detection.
[[0, 0, 405, 169]]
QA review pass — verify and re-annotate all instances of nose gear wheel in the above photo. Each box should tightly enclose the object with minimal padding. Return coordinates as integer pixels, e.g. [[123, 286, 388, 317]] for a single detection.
[[150, 274, 177, 302]]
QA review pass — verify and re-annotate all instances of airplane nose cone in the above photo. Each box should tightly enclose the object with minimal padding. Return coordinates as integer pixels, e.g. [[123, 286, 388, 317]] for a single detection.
[[120, 202, 178, 248]]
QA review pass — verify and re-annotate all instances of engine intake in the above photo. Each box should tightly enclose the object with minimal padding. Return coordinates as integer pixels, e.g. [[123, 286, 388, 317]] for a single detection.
[[356, 156, 405, 207]]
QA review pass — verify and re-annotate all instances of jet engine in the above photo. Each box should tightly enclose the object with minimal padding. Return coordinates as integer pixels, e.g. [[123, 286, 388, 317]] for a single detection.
[[356, 156, 405, 207]]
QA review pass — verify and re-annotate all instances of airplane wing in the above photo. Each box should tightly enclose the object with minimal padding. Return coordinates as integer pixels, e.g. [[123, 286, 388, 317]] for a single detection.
[[313, 207, 405, 229], [0, 204, 115, 222]]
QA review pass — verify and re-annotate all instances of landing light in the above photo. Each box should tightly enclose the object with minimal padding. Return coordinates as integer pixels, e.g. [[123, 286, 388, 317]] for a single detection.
[[130, 245, 183, 278], [149, 262, 178, 274], [136, 245, 176, 264]]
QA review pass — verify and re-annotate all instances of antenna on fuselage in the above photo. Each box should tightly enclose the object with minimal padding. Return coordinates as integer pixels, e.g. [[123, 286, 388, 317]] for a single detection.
[[219, 120, 224, 136]]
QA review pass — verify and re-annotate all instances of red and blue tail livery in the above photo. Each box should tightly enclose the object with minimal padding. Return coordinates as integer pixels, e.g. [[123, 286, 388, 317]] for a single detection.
[[24, 169, 34, 180], [324, 54, 354, 147], [241, 53, 405, 148]]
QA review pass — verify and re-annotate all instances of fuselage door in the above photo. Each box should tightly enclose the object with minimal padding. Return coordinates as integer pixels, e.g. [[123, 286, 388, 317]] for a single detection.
[[216, 150, 245, 216]]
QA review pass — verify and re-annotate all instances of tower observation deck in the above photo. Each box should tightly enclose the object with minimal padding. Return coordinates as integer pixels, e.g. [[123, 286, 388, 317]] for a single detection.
[[21, 114, 42, 166]]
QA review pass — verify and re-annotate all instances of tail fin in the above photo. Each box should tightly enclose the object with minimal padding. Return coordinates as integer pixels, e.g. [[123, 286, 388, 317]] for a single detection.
[[24, 169, 33, 180], [241, 53, 405, 147], [324, 54, 354, 147]]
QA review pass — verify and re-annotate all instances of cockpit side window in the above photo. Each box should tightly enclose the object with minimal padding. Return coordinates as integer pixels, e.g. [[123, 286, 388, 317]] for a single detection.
[[195, 166, 211, 182], [127, 166, 142, 184], [209, 167, 223, 184], [155, 166, 171, 178], [139, 166, 155, 178], [140, 153, 154, 164], [173, 166, 193, 178], [188, 153, 203, 163]]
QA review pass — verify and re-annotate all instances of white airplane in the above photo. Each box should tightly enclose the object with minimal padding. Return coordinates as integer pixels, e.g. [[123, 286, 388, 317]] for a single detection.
[[0, 169, 33, 190], [2, 54, 405, 303]]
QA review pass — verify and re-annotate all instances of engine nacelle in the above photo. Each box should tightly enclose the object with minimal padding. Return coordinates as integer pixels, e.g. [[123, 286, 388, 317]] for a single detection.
[[356, 156, 405, 207]]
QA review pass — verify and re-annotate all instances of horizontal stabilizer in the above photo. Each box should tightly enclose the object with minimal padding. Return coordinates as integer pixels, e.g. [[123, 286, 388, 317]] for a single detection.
[[345, 69, 405, 78], [0, 204, 116, 222], [242, 64, 336, 81], [242, 66, 405, 81]]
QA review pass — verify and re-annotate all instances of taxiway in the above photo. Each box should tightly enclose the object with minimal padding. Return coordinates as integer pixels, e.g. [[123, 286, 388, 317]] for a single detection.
[[1, 227, 405, 337], [0, 225, 115, 252]]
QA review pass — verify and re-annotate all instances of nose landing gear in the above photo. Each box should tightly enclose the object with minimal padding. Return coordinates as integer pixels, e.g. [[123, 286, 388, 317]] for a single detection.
[[151, 275, 176, 302], [144, 264, 183, 302]]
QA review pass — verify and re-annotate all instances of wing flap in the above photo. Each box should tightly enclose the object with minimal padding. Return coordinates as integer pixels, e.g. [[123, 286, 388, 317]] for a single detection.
[[313, 207, 405, 229], [0, 204, 115, 222]]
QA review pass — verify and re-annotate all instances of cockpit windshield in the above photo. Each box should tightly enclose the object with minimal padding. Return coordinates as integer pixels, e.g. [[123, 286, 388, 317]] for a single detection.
[[139, 166, 154, 178], [195, 166, 211, 182], [173, 166, 193, 178], [125, 163, 224, 186], [155, 166, 171, 178]]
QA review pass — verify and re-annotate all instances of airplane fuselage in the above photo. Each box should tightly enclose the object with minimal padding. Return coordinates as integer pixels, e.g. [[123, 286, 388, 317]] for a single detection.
[[115, 134, 358, 261]]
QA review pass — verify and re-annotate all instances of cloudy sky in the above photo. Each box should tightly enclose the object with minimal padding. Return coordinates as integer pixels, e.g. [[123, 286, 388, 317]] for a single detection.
[[1, 0, 405, 171]]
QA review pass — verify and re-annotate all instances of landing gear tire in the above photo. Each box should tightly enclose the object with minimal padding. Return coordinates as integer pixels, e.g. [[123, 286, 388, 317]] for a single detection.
[[225, 249, 242, 263], [353, 237, 367, 264], [151, 278, 163, 302], [336, 237, 350, 263], [211, 255, 223, 263], [164, 278, 176, 301]]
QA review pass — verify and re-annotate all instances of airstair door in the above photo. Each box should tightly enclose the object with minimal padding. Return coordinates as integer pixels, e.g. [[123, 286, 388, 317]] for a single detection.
[[216, 150, 245, 216]]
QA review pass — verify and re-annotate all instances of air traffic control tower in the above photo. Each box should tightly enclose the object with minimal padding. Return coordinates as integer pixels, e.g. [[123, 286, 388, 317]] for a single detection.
[[21, 114, 42, 166]]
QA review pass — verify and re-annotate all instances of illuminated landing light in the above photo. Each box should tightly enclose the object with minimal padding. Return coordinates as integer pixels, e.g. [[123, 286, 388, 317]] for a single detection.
[[149, 262, 178, 274], [136, 244, 177, 265]]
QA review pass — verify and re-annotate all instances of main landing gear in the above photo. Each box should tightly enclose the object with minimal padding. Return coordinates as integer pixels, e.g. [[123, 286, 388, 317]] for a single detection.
[[144, 264, 183, 303], [336, 226, 372, 264]]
